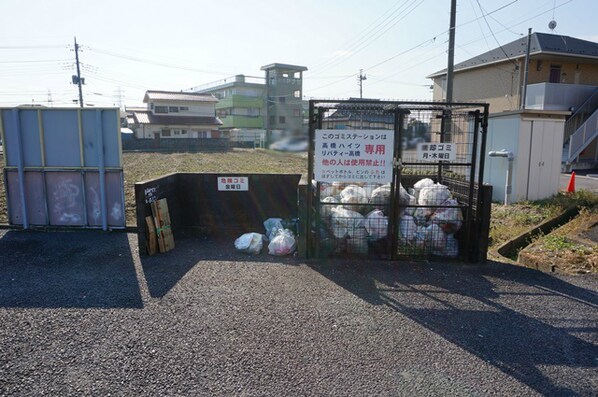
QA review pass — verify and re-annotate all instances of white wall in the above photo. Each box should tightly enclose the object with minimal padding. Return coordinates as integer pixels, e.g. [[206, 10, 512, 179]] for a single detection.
[[485, 113, 565, 203], [150, 100, 215, 116]]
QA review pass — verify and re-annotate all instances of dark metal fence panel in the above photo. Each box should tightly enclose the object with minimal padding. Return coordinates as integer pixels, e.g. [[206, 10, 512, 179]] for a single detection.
[[307, 99, 489, 262]]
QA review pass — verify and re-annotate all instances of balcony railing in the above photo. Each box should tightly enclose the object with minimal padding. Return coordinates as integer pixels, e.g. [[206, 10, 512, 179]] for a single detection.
[[525, 83, 598, 111]]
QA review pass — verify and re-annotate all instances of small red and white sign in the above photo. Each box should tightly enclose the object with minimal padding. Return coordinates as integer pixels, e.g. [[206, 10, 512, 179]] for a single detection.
[[217, 176, 249, 191]]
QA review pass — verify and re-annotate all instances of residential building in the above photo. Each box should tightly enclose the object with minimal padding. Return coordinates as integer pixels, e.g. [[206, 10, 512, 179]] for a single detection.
[[261, 63, 308, 135], [428, 32, 598, 170], [129, 90, 222, 140], [191, 64, 308, 143]]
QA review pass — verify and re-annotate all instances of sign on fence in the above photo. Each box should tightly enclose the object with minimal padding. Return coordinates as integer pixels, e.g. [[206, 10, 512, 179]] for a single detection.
[[218, 176, 249, 191], [416, 142, 456, 162], [314, 129, 394, 183]]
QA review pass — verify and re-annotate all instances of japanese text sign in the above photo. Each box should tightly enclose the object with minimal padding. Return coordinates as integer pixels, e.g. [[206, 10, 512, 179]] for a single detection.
[[217, 176, 249, 191], [416, 142, 456, 162], [314, 129, 394, 183]]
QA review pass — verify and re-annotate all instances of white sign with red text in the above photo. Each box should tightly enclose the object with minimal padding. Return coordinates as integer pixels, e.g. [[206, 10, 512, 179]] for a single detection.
[[217, 176, 249, 191], [314, 129, 394, 183]]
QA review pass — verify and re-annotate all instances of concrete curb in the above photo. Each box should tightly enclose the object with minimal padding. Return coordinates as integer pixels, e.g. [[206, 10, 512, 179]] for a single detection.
[[493, 206, 579, 266]]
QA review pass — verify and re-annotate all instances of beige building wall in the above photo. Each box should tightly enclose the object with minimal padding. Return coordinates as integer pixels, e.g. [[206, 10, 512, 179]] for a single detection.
[[432, 61, 522, 113], [527, 59, 598, 85]]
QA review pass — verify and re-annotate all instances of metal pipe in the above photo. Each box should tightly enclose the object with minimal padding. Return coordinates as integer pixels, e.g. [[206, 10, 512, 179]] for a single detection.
[[488, 149, 515, 205]]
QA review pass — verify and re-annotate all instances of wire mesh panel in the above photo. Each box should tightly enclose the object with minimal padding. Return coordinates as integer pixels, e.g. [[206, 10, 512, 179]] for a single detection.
[[307, 99, 489, 261]]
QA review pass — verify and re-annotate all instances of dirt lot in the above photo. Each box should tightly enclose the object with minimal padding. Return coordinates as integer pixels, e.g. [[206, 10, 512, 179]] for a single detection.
[[2, 150, 597, 273]]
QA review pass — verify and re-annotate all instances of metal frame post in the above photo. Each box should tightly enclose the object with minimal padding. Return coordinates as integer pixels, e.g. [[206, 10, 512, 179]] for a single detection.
[[95, 109, 108, 231], [12, 109, 29, 229]]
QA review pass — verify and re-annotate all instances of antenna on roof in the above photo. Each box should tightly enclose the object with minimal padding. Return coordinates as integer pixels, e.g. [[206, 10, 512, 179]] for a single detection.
[[548, 0, 557, 31]]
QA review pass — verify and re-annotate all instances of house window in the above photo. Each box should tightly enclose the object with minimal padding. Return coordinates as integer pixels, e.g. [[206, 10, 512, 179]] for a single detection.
[[150, 103, 154, 109], [161, 129, 171, 137], [197, 131, 212, 139], [174, 130, 180, 135], [549, 65, 561, 83], [155, 106, 168, 114], [181, 129, 187, 134], [269, 116, 275, 125], [279, 116, 286, 124], [169, 106, 179, 112], [293, 109, 301, 117], [279, 96, 286, 103], [180, 106, 189, 111], [293, 90, 301, 98]]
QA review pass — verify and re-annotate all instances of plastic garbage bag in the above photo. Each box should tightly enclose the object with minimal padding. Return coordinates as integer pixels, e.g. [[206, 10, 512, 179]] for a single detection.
[[430, 198, 463, 233], [263, 218, 284, 240], [268, 229, 297, 256], [425, 224, 447, 252], [320, 182, 339, 199], [362, 183, 382, 199], [399, 215, 417, 244], [418, 183, 451, 206], [320, 196, 338, 220], [442, 234, 459, 257], [330, 207, 365, 239], [365, 210, 388, 240], [347, 226, 368, 254], [234, 232, 265, 255], [340, 185, 369, 205], [370, 183, 391, 207]]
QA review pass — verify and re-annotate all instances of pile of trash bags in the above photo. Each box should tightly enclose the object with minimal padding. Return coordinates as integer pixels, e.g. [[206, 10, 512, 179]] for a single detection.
[[234, 217, 297, 256], [316, 177, 463, 257]]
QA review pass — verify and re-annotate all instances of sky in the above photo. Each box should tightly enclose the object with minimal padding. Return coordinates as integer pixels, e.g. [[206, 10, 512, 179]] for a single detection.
[[1, 0, 597, 108]]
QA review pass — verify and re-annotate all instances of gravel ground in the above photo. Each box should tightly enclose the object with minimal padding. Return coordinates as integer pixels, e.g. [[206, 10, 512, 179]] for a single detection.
[[0, 230, 597, 396]]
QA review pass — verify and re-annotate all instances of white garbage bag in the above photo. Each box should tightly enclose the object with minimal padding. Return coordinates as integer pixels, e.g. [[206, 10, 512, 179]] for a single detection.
[[234, 232, 265, 255], [425, 224, 447, 252], [330, 207, 365, 239], [340, 185, 369, 205], [320, 196, 338, 220], [365, 210, 388, 240], [347, 226, 368, 254], [413, 178, 435, 201], [430, 198, 463, 233], [263, 218, 284, 241], [399, 215, 417, 244], [268, 229, 297, 256], [418, 183, 451, 206], [443, 234, 459, 257], [370, 183, 391, 207]]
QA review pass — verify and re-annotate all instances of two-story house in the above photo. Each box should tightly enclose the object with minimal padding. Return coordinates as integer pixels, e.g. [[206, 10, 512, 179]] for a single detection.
[[428, 32, 598, 171], [130, 90, 222, 140]]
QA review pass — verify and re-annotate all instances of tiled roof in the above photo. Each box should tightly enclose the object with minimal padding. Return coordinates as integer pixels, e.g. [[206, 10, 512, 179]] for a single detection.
[[132, 111, 222, 126], [428, 32, 598, 78], [143, 90, 219, 103]]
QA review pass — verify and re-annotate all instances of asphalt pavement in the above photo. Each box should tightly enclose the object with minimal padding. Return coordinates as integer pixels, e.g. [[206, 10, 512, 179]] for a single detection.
[[0, 230, 596, 396], [561, 170, 598, 193]]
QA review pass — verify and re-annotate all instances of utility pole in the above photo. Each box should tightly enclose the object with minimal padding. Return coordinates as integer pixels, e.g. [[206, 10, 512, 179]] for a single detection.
[[73, 36, 84, 108], [520, 28, 532, 109], [441, 0, 457, 145], [358, 69, 367, 99], [445, 0, 457, 103], [47, 89, 53, 107]]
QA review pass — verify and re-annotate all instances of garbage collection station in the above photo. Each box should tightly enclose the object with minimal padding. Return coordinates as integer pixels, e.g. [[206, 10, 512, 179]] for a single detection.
[[304, 99, 492, 262], [134, 99, 492, 263]]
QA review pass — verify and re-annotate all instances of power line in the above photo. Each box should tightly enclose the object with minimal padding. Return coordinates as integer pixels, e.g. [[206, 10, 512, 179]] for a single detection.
[[87, 46, 231, 76], [311, 0, 426, 76]]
